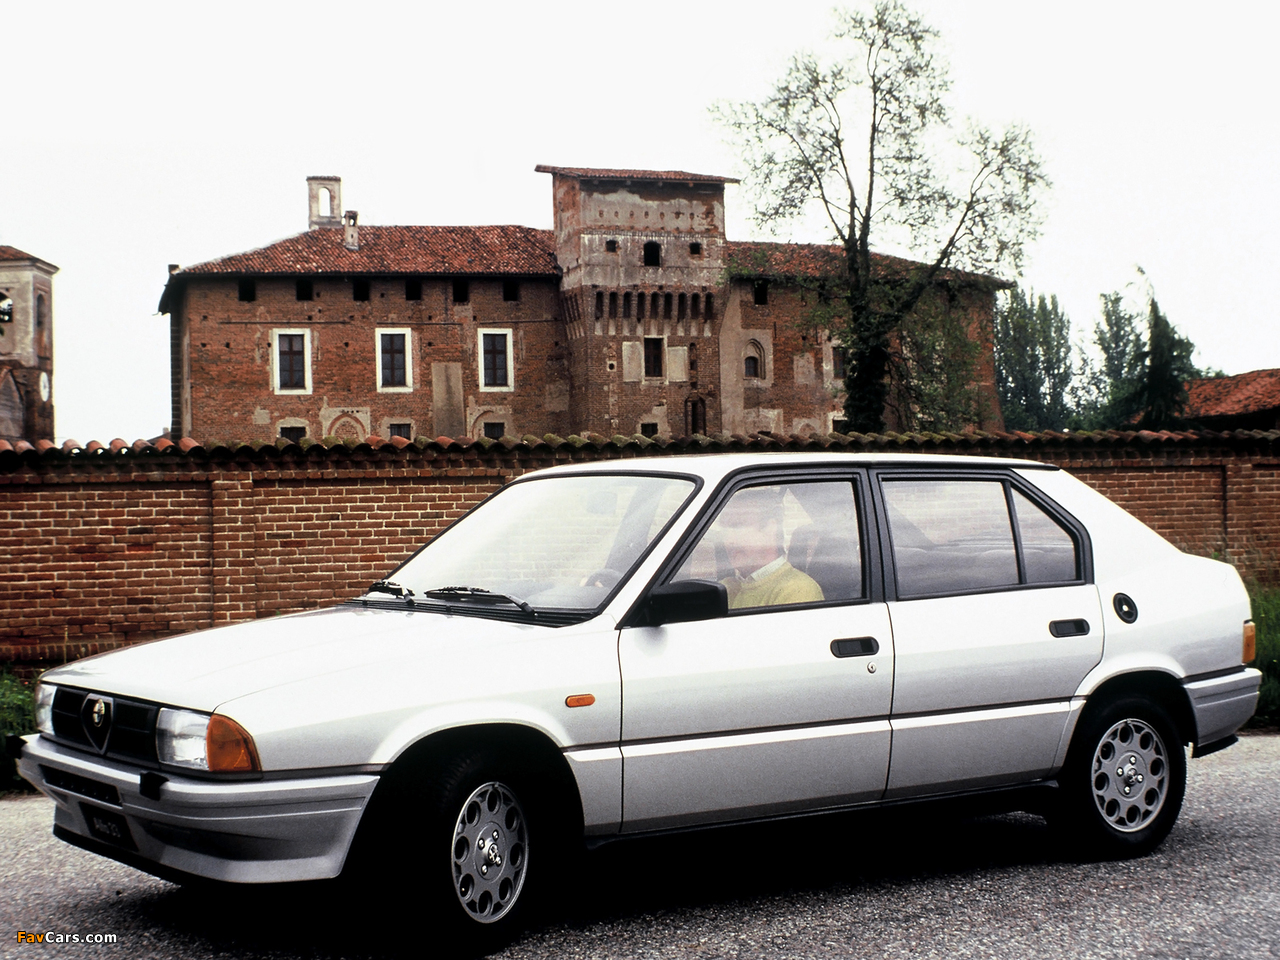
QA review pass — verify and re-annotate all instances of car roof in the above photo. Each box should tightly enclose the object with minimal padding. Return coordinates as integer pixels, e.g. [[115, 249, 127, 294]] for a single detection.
[[524, 452, 1056, 485]]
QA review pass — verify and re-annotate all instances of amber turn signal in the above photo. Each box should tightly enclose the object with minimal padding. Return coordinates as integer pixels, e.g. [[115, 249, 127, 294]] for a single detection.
[[565, 694, 596, 708], [1243, 621, 1256, 664], [206, 714, 261, 772]]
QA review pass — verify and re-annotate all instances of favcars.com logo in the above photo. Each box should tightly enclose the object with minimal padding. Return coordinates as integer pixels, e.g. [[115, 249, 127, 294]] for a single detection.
[[16, 932, 118, 944]]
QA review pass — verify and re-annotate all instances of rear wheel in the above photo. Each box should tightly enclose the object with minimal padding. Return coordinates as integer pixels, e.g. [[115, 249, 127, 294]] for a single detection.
[[1058, 696, 1186, 858]]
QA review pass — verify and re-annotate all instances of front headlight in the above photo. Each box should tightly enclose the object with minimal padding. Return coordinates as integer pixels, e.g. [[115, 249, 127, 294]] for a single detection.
[[34, 683, 56, 735], [157, 708, 261, 773], [157, 708, 209, 769]]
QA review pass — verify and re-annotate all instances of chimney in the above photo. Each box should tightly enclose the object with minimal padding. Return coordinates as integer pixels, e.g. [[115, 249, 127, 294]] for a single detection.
[[306, 176, 342, 230], [343, 210, 359, 251]]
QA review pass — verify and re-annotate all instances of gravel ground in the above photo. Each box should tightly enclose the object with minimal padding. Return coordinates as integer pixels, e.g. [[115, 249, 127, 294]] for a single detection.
[[3, 733, 1277, 960]]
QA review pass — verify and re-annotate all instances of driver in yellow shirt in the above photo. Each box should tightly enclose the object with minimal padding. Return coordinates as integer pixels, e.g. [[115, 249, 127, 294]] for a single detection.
[[717, 487, 823, 609]]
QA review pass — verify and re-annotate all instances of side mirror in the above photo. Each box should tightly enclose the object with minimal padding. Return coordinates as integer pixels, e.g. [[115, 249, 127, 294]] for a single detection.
[[644, 580, 728, 626]]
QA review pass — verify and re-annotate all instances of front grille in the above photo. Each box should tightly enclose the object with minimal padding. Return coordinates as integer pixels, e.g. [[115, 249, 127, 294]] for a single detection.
[[49, 687, 160, 765]]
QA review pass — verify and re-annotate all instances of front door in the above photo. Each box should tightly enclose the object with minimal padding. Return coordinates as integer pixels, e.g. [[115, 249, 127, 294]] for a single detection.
[[618, 476, 893, 832]]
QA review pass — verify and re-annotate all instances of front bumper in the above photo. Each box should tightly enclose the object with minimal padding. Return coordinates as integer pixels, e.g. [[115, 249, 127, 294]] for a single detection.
[[1184, 667, 1263, 748], [18, 735, 378, 884]]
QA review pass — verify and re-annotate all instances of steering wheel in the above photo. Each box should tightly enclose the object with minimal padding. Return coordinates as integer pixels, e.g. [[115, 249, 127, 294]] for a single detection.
[[581, 568, 623, 589]]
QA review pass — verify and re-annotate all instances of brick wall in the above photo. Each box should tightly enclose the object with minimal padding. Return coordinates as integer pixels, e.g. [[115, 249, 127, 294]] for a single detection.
[[3, 430, 1277, 671]]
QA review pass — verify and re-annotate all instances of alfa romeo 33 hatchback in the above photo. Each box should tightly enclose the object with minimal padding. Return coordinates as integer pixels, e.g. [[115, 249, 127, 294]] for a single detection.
[[19, 453, 1261, 941]]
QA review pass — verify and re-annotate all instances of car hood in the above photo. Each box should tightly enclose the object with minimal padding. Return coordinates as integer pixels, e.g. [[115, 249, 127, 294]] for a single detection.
[[40, 605, 556, 712]]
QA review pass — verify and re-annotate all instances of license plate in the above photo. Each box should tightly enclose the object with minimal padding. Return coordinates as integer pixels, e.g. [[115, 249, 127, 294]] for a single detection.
[[80, 803, 136, 851]]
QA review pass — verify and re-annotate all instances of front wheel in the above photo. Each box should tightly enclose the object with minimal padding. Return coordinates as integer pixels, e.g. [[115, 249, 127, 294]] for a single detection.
[[448, 778, 529, 924], [1057, 696, 1186, 859]]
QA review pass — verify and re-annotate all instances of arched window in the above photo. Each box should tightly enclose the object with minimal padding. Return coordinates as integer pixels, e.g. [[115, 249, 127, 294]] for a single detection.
[[744, 340, 765, 379], [643, 241, 661, 267]]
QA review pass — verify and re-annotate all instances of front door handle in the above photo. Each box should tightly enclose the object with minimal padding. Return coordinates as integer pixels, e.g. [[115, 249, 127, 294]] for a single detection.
[[1049, 619, 1090, 638], [831, 637, 879, 658]]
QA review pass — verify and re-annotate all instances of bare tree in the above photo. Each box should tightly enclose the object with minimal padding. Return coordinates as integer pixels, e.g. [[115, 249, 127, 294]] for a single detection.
[[715, 1, 1048, 432]]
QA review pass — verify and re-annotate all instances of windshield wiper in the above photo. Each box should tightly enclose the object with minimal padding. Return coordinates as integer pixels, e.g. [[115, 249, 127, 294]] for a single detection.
[[424, 586, 535, 614], [367, 579, 415, 599]]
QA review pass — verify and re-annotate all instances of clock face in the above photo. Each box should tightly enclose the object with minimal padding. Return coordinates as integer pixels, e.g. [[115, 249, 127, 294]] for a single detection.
[[39, 371, 50, 402]]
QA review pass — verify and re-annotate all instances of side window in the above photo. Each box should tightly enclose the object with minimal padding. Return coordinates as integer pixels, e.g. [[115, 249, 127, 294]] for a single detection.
[[671, 481, 863, 611], [884, 479, 1017, 597], [1012, 488, 1079, 583]]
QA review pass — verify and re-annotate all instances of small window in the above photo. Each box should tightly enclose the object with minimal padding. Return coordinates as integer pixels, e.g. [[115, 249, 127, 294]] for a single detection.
[[605, 239, 618, 253], [480, 329, 512, 389], [388, 423, 413, 440], [705, 293, 715, 319], [623, 292, 632, 319], [452, 279, 470, 304], [503, 280, 520, 302], [595, 291, 605, 319], [640, 422, 659, 438], [405, 278, 423, 301], [884, 479, 1018, 597], [276, 332, 308, 391], [671, 481, 863, 608], [0, 295, 12, 323], [663, 293, 673, 320], [689, 242, 702, 256], [744, 355, 760, 378], [832, 346, 849, 381], [483, 422, 506, 440], [753, 280, 769, 305], [643, 241, 661, 267], [296, 278, 314, 301], [1012, 489, 1079, 583], [636, 292, 645, 320], [380, 332, 407, 387], [677, 293, 687, 321], [609, 292, 618, 319], [650, 292, 660, 318], [644, 337, 664, 377], [238, 279, 256, 302], [279, 426, 307, 443], [353, 278, 371, 302], [833, 419, 850, 434], [691, 294, 701, 319]]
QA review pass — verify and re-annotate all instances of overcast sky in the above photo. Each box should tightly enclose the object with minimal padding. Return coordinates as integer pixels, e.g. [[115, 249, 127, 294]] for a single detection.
[[4, 0, 1277, 443]]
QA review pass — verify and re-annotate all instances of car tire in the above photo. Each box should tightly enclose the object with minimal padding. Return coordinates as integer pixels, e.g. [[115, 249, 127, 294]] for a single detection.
[[1057, 695, 1186, 859], [399, 752, 540, 947]]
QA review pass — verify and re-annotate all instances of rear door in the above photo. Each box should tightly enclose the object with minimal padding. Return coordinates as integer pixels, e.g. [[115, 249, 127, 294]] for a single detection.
[[618, 470, 894, 832], [875, 469, 1104, 797]]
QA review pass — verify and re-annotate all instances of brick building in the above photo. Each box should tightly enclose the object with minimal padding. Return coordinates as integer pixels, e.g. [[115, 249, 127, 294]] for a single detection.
[[0, 246, 56, 443], [159, 168, 1003, 443]]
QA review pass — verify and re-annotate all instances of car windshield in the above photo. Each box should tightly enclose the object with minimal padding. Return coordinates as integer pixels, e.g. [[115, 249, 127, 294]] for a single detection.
[[384, 473, 696, 612]]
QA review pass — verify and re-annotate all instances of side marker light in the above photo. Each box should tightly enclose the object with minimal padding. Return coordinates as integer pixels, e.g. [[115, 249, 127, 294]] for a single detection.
[[565, 694, 596, 708]]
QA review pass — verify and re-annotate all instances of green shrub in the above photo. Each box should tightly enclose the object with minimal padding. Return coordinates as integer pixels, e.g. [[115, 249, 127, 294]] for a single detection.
[[0, 671, 36, 791], [1249, 584, 1280, 727]]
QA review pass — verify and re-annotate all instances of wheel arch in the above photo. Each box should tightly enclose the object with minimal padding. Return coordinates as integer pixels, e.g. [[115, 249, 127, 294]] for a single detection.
[[1080, 671, 1197, 747], [343, 722, 585, 880]]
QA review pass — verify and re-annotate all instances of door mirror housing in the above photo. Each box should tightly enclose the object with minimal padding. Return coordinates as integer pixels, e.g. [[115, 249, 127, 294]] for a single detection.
[[645, 580, 728, 626]]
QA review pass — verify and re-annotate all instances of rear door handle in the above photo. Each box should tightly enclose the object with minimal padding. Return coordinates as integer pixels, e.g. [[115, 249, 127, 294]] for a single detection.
[[831, 637, 879, 658], [1049, 619, 1090, 638]]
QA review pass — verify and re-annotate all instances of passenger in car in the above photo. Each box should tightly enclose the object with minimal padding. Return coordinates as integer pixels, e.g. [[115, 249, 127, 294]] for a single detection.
[[718, 487, 823, 609]]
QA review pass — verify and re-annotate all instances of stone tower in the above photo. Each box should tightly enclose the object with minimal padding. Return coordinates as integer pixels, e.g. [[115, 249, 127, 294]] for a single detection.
[[0, 246, 57, 442], [534, 165, 738, 437]]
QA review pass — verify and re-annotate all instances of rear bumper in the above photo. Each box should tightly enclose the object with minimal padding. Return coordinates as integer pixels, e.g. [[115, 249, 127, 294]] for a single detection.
[[18, 735, 378, 883], [1184, 667, 1263, 748]]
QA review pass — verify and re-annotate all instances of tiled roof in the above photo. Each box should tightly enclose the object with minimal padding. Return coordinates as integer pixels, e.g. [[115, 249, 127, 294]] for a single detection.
[[724, 241, 1009, 288], [535, 165, 739, 184], [3, 428, 1277, 469], [0, 245, 40, 262], [174, 225, 559, 279], [1186, 368, 1280, 418]]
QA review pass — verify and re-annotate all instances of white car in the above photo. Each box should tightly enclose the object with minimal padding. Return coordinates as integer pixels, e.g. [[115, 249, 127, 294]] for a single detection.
[[20, 453, 1261, 941]]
